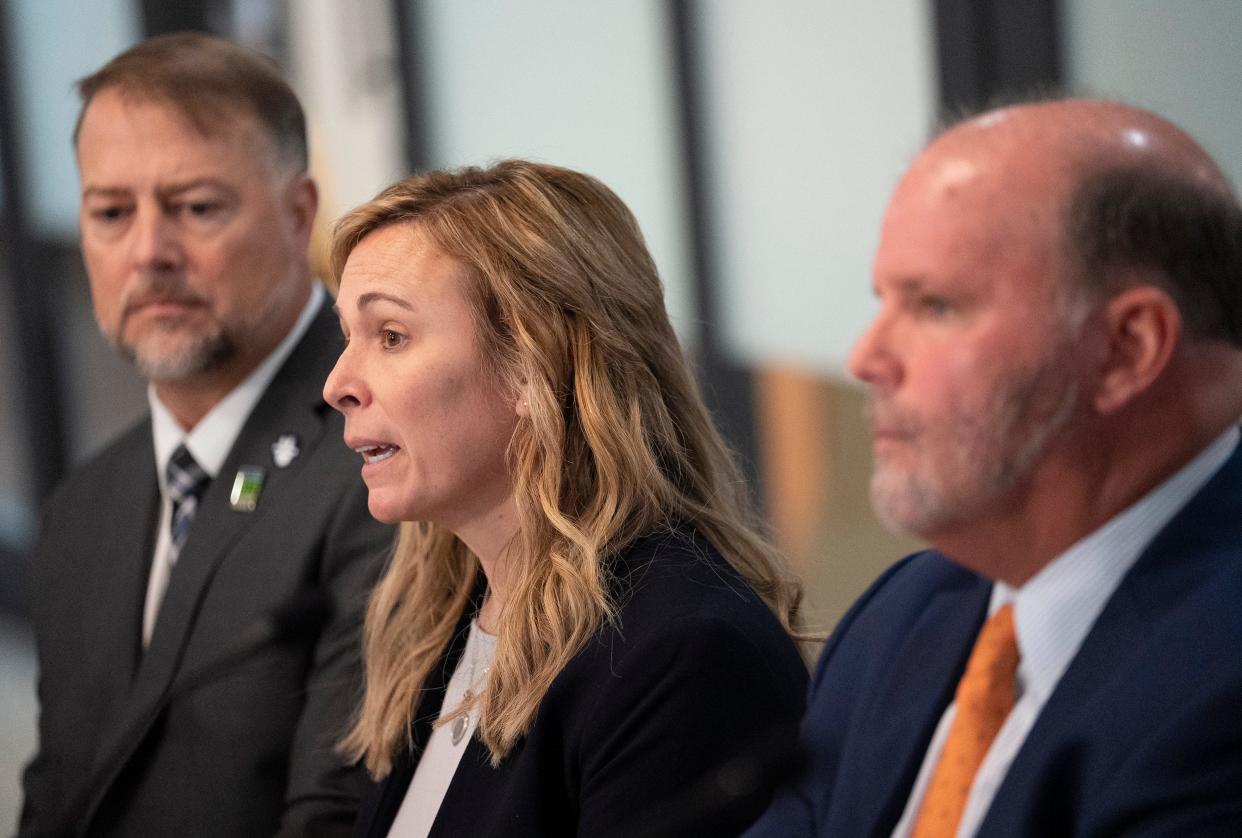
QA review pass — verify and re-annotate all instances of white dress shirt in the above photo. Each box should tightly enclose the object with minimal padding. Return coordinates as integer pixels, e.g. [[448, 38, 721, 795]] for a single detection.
[[389, 620, 498, 838], [892, 425, 1239, 838], [142, 284, 325, 646]]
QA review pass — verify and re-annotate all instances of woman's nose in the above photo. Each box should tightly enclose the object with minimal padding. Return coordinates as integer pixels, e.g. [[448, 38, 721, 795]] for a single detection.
[[323, 345, 365, 411]]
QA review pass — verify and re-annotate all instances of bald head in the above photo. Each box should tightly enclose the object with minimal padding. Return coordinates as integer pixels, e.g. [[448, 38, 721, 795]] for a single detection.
[[905, 99, 1242, 345], [854, 99, 1242, 570], [932, 99, 1230, 191]]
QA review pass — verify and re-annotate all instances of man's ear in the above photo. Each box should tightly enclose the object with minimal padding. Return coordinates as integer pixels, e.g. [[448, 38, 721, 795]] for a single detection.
[[287, 174, 319, 246], [1093, 283, 1181, 415]]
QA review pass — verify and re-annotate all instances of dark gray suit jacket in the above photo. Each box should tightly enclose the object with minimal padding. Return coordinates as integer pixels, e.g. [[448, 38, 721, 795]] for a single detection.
[[19, 302, 393, 838]]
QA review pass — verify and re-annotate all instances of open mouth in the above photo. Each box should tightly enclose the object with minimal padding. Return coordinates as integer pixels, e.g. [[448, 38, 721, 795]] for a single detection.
[[354, 444, 400, 464]]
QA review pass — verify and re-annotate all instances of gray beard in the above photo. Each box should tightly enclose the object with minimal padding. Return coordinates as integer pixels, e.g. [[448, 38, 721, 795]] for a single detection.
[[119, 329, 236, 382], [869, 362, 1080, 539]]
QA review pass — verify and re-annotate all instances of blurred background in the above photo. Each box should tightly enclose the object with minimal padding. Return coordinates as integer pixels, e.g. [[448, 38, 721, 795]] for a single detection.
[[2, 0, 1241, 827]]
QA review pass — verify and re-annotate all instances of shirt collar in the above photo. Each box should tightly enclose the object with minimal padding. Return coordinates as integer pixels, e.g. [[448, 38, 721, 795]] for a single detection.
[[990, 425, 1239, 703], [150, 283, 324, 484]]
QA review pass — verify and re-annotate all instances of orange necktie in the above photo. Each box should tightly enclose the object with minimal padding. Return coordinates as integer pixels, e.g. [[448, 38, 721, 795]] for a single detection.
[[912, 603, 1020, 838]]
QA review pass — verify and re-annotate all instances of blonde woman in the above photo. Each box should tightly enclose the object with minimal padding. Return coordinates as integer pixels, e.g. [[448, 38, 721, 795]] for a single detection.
[[325, 160, 808, 837]]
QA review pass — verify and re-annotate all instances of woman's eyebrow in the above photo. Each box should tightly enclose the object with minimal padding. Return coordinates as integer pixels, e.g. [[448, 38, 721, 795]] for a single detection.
[[356, 291, 415, 311]]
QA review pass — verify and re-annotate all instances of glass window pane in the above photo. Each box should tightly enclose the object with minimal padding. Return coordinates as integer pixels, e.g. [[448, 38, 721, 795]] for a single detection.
[[417, 0, 695, 342], [698, 1, 937, 373], [1064, 0, 1242, 190], [9, 0, 141, 239]]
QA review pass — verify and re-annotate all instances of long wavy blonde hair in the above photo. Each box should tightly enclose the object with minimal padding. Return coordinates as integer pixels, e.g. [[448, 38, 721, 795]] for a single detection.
[[334, 160, 803, 776]]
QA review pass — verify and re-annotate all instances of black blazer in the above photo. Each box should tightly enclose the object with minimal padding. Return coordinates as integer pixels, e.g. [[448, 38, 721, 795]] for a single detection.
[[354, 529, 809, 838], [746, 437, 1242, 837], [20, 301, 394, 838]]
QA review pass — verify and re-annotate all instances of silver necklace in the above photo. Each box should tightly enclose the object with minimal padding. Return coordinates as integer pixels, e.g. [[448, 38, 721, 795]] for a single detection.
[[450, 622, 490, 746]]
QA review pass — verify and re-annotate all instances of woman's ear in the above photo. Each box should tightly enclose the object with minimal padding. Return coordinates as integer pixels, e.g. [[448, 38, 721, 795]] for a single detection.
[[1093, 283, 1181, 415], [514, 374, 532, 418]]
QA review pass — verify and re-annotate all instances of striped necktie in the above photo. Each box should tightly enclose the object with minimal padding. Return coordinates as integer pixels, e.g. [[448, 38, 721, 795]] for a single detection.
[[167, 444, 211, 553]]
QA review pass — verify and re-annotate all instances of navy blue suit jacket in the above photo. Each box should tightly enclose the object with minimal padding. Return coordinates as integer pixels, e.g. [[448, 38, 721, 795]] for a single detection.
[[748, 441, 1242, 837]]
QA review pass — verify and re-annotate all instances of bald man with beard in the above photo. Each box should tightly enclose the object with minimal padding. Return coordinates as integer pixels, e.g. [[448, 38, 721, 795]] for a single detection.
[[746, 100, 1242, 837]]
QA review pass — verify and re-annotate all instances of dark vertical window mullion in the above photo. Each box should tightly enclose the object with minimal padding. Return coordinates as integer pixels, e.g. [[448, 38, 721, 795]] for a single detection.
[[932, 0, 1063, 114], [139, 0, 212, 36], [0, 4, 68, 505], [666, 0, 762, 493], [391, 0, 430, 175]]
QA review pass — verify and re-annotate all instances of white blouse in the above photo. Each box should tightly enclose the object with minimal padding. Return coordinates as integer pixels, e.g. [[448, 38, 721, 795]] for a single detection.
[[388, 620, 498, 837]]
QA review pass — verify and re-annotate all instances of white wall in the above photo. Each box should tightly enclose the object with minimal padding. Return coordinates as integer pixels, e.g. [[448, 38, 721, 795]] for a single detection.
[[416, 0, 695, 340], [286, 0, 407, 220], [1064, 0, 1242, 190], [699, 1, 938, 375], [8, 0, 140, 238]]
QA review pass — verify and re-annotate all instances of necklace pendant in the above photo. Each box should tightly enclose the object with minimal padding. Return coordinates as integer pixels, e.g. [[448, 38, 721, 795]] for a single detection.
[[450, 714, 469, 745]]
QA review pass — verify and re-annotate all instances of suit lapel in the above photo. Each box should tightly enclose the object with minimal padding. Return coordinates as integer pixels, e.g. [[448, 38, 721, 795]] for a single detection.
[[982, 438, 1242, 833], [849, 573, 991, 836], [83, 427, 160, 701], [79, 301, 344, 827], [140, 346, 335, 697]]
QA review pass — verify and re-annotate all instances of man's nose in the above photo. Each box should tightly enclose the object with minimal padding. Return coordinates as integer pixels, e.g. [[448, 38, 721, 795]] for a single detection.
[[847, 311, 902, 390], [130, 208, 183, 272]]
